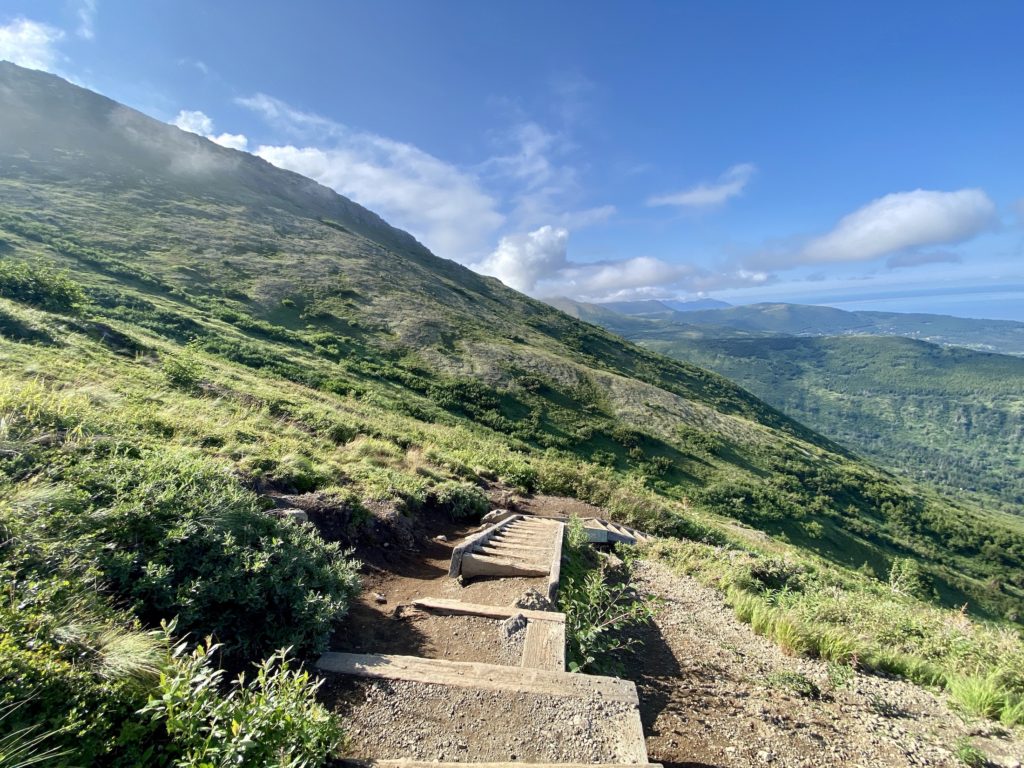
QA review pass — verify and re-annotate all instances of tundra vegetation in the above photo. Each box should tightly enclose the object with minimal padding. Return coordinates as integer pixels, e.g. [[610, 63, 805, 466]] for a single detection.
[[0, 63, 1022, 764]]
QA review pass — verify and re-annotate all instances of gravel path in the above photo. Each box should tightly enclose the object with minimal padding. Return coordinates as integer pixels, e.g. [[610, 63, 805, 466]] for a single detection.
[[327, 678, 643, 763], [627, 558, 1024, 768]]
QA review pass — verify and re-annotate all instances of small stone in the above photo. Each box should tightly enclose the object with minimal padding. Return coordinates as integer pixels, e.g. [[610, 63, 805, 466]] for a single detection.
[[374, 592, 388, 604], [434, 534, 448, 543], [502, 613, 527, 637], [514, 588, 552, 611]]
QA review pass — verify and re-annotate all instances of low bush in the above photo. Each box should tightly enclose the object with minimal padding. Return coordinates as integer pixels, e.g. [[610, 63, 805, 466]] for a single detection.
[[560, 539, 656, 674], [140, 634, 342, 768], [428, 479, 489, 520], [0, 260, 85, 311]]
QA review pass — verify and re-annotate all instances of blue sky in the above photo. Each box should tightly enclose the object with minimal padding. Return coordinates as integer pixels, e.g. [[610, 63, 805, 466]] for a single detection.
[[2, 1, 1023, 319]]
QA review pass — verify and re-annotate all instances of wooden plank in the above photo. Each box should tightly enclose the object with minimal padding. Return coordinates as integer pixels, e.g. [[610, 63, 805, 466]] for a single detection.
[[546, 521, 565, 605], [480, 541, 550, 553], [476, 545, 549, 561], [448, 515, 520, 577], [461, 553, 548, 578], [411, 598, 565, 623], [620, 707, 651, 763], [315, 652, 640, 704], [521, 619, 566, 671]]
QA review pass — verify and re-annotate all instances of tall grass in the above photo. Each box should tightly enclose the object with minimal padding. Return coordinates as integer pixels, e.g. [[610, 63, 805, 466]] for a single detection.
[[651, 539, 1024, 725]]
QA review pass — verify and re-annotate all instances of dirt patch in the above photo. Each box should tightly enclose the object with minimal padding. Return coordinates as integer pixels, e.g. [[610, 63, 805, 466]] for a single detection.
[[333, 610, 524, 666], [625, 558, 1024, 768], [323, 678, 641, 763], [329, 514, 558, 656], [513, 493, 608, 520]]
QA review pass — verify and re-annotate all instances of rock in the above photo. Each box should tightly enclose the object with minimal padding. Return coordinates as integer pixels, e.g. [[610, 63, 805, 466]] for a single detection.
[[501, 613, 527, 638], [434, 534, 448, 543], [514, 588, 553, 611], [373, 592, 388, 604]]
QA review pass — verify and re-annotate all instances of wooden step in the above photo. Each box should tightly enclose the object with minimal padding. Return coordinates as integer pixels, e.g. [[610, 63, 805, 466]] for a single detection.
[[474, 547, 547, 567], [461, 552, 549, 578], [315, 652, 639, 704], [449, 514, 522, 577], [410, 598, 564, 623], [479, 540, 550, 553], [521, 619, 566, 671], [476, 545, 549, 561]]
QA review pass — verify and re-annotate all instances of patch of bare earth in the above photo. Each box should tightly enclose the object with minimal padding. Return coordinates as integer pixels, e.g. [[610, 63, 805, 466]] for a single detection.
[[626, 558, 1024, 768], [323, 679, 640, 763]]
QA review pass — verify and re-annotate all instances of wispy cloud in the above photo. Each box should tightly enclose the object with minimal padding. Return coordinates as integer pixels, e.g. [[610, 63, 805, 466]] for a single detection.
[[0, 18, 65, 71], [76, 0, 97, 40], [172, 109, 249, 151], [648, 163, 756, 209], [238, 94, 504, 261]]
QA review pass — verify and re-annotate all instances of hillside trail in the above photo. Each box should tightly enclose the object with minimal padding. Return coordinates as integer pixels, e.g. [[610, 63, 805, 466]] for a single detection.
[[317, 495, 1022, 768], [624, 558, 1023, 768]]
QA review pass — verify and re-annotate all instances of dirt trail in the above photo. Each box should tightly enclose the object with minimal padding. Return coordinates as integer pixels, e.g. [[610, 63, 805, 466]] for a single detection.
[[625, 558, 1024, 768]]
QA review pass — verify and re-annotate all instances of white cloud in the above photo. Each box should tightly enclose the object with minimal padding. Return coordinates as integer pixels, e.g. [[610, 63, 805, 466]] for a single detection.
[[254, 142, 503, 261], [472, 226, 769, 301], [237, 94, 504, 261], [173, 109, 214, 135], [172, 109, 249, 151], [802, 189, 995, 264], [0, 18, 64, 71], [648, 163, 756, 208], [472, 225, 569, 293], [76, 0, 97, 40]]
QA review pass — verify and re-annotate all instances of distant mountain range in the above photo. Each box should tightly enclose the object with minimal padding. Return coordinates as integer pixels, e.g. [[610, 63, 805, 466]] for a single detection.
[[549, 298, 1024, 510], [565, 300, 1024, 356]]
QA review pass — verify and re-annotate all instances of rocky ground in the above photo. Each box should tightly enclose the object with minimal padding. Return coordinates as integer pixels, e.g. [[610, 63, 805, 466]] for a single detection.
[[322, 498, 1023, 767], [626, 558, 1023, 768], [324, 678, 642, 763]]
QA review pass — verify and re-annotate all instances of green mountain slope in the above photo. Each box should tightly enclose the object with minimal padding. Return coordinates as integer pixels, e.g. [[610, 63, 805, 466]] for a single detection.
[[2, 63, 1024, 759], [554, 297, 1024, 513], [2, 59, 1022, 612], [581, 300, 1024, 355]]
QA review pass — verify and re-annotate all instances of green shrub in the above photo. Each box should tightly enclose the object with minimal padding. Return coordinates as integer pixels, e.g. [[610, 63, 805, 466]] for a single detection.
[[765, 670, 820, 699], [953, 737, 987, 767], [429, 480, 489, 520], [888, 557, 933, 599], [140, 636, 342, 768], [162, 348, 204, 391], [560, 548, 656, 674], [0, 260, 85, 312], [23, 450, 360, 666]]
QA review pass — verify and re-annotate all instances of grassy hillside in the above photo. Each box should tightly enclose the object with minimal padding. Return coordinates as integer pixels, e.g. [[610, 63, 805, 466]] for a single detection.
[[555, 296, 1024, 513], [2, 63, 1023, 761]]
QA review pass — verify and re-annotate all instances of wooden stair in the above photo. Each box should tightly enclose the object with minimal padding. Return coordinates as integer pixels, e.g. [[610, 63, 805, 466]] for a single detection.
[[316, 652, 637, 703], [449, 514, 564, 603], [480, 510, 655, 546]]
